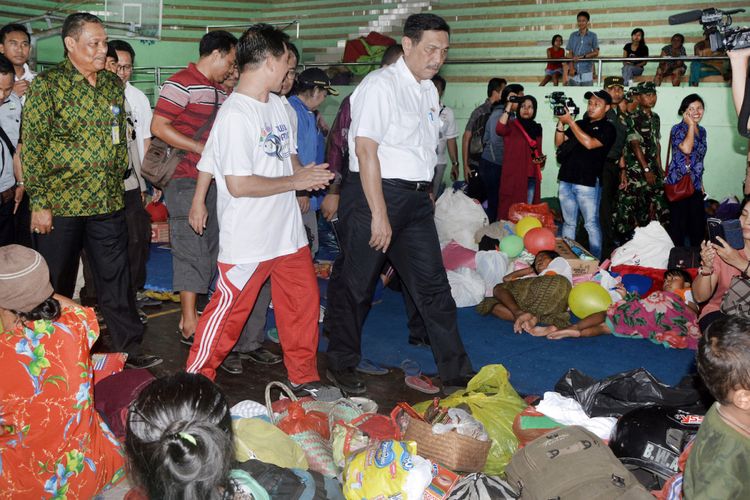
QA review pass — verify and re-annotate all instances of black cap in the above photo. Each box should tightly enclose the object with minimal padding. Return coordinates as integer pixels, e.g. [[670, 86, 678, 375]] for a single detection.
[[297, 68, 339, 96], [603, 76, 625, 89], [584, 89, 613, 105]]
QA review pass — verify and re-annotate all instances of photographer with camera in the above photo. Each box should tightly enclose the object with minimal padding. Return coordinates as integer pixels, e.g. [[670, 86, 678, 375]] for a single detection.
[[554, 90, 615, 259], [496, 95, 544, 220]]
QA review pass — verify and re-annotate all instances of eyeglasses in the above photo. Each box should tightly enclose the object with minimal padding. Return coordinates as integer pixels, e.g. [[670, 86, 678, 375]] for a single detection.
[[116, 64, 133, 73]]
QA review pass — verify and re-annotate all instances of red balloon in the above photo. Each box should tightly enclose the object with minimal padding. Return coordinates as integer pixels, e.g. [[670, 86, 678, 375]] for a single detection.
[[523, 227, 556, 255]]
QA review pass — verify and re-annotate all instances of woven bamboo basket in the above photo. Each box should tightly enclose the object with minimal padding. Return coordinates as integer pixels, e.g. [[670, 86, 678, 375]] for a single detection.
[[403, 416, 491, 472]]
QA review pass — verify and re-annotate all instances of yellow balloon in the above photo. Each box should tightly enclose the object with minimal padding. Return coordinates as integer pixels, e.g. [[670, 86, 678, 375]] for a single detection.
[[515, 216, 542, 238], [568, 282, 613, 319]]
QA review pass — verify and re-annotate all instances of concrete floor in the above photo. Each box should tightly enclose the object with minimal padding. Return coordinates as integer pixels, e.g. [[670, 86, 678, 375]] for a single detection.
[[101, 301, 433, 410]]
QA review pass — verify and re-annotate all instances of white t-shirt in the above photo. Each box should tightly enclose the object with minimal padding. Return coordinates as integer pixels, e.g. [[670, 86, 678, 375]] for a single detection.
[[198, 92, 305, 264], [280, 95, 298, 149], [348, 56, 440, 181], [125, 82, 153, 162], [436, 103, 458, 163]]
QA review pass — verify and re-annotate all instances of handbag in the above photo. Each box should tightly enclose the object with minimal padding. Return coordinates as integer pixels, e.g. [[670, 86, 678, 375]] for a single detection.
[[664, 129, 695, 202], [141, 88, 219, 189], [465, 169, 487, 202], [720, 276, 750, 318]]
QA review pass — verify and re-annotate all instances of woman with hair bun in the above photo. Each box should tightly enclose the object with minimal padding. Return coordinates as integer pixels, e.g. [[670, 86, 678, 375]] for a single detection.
[[126, 372, 344, 499], [0, 245, 125, 497]]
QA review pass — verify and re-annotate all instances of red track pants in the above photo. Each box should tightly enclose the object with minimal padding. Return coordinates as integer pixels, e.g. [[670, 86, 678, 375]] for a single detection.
[[186, 246, 320, 383]]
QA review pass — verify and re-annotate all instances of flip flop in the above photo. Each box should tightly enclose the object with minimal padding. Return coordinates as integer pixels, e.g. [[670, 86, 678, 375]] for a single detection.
[[400, 359, 422, 377], [356, 358, 389, 376], [405, 374, 440, 394]]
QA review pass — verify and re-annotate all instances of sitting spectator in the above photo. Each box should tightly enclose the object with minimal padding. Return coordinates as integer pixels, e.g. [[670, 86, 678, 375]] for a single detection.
[[683, 316, 750, 499], [475, 251, 573, 332], [621, 28, 649, 85], [565, 11, 599, 86], [666, 94, 707, 247], [540, 34, 564, 87], [555, 89, 616, 259], [689, 33, 729, 87], [654, 33, 686, 86], [532, 269, 700, 349], [125, 372, 339, 499], [496, 95, 545, 220], [693, 197, 750, 332], [0, 245, 124, 497]]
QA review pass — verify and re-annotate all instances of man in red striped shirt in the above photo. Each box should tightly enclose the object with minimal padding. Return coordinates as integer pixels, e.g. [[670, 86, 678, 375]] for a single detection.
[[151, 30, 237, 345]]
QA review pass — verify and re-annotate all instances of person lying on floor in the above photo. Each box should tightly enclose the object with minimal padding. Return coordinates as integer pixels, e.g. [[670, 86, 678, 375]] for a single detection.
[[476, 250, 573, 333], [0, 245, 125, 497], [530, 269, 701, 348]]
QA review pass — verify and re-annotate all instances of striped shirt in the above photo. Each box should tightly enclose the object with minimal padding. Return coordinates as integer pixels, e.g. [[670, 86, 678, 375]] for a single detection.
[[153, 63, 226, 179]]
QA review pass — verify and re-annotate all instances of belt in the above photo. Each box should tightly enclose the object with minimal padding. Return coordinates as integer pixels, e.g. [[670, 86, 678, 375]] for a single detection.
[[381, 178, 431, 192], [0, 186, 14, 204]]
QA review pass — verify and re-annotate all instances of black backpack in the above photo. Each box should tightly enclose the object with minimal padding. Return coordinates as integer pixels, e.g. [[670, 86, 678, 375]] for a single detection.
[[468, 106, 493, 162]]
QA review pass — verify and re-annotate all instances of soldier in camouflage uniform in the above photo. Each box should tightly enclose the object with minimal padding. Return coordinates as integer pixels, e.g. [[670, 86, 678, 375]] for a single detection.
[[614, 81, 669, 241]]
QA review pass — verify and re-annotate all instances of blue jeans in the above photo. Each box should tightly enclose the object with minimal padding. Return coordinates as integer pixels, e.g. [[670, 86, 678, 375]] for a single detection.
[[559, 180, 602, 259], [527, 177, 536, 204]]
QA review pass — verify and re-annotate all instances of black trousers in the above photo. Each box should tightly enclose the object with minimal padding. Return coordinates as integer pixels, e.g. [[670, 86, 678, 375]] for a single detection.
[[80, 189, 152, 303], [668, 190, 705, 247], [0, 191, 13, 246], [14, 192, 31, 247], [324, 173, 473, 382], [32, 209, 145, 356], [599, 159, 620, 260]]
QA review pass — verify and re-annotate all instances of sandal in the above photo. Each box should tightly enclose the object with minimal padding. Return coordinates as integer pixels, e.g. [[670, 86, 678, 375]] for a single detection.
[[356, 358, 389, 376], [400, 359, 422, 377], [178, 330, 194, 346], [405, 374, 440, 394]]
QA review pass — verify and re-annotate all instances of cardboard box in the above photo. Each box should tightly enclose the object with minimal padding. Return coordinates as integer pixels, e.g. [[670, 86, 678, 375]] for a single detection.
[[151, 221, 169, 244], [423, 462, 461, 500], [554, 237, 600, 276]]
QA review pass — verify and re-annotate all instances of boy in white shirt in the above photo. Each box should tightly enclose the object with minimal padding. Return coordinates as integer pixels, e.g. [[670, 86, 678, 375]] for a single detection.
[[185, 24, 339, 400]]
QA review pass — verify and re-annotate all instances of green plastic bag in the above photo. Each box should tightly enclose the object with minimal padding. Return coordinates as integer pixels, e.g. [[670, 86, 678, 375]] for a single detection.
[[414, 364, 525, 475]]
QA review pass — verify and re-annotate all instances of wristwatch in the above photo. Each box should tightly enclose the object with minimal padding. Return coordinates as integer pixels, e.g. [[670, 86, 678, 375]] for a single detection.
[[451, 161, 459, 166], [643, 167, 651, 173]]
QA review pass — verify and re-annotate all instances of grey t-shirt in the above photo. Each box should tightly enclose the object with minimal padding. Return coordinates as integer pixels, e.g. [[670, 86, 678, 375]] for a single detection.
[[482, 104, 505, 165]]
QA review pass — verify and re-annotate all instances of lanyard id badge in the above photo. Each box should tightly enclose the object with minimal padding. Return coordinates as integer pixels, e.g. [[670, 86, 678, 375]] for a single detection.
[[111, 104, 121, 145]]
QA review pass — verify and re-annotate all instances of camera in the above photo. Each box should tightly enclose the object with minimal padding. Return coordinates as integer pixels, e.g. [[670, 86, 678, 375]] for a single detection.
[[545, 92, 580, 117], [669, 7, 750, 51], [507, 95, 524, 104]]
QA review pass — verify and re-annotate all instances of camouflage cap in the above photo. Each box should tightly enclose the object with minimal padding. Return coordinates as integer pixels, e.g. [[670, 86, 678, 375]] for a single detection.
[[633, 81, 657, 95]]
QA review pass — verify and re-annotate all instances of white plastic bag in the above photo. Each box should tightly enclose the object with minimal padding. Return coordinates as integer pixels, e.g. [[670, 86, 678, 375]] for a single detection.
[[475, 251, 509, 296], [432, 408, 489, 441], [447, 267, 486, 307], [610, 221, 674, 269], [435, 189, 489, 250]]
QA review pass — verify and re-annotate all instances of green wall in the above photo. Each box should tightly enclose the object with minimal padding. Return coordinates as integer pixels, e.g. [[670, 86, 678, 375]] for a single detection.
[[319, 84, 748, 201]]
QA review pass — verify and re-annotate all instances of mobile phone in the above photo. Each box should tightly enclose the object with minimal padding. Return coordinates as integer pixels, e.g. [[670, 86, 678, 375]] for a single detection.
[[707, 218, 725, 246]]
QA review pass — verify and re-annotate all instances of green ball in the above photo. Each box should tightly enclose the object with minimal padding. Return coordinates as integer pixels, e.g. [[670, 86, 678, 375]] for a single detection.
[[500, 235, 524, 258]]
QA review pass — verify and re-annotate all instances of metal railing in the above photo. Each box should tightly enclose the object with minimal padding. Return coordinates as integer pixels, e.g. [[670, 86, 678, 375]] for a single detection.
[[36, 54, 729, 106], [205, 19, 300, 38]]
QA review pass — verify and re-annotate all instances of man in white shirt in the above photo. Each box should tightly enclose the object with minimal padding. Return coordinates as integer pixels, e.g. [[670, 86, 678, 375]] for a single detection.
[[185, 24, 341, 401], [324, 14, 474, 395], [0, 23, 33, 246]]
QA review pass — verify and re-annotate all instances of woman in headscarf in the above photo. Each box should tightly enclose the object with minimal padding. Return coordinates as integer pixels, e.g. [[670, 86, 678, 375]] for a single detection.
[[496, 95, 545, 220], [0, 245, 125, 497]]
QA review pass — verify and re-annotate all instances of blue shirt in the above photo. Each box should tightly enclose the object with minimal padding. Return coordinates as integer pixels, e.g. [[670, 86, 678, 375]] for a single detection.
[[667, 122, 707, 190], [289, 95, 325, 210], [566, 30, 599, 74], [482, 104, 505, 165]]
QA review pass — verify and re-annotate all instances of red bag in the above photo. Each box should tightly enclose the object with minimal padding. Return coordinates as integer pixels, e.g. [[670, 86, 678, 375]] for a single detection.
[[348, 412, 401, 441], [277, 402, 330, 440], [508, 202, 557, 232], [665, 174, 695, 202]]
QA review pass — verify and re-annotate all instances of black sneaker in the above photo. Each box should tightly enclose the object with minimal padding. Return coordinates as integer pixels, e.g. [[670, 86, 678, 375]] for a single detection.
[[138, 308, 148, 325], [219, 352, 243, 375], [326, 368, 367, 395], [179, 330, 194, 346], [442, 372, 477, 395], [289, 380, 344, 402], [408, 336, 431, 347], [240, 347, 282, 365], [125, 354, 163, 369]]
